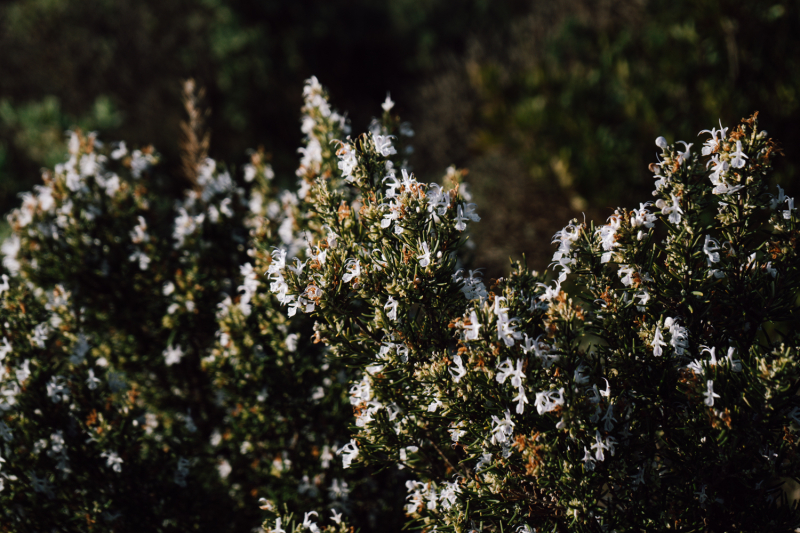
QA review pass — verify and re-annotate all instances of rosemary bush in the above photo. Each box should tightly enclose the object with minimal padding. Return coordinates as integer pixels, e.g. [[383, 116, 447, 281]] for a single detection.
[[1, 76, 798, 533], [268, 81, 800, 532]]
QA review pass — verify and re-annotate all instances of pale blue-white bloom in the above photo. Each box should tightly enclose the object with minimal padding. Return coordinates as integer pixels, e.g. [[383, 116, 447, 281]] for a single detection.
[[730, 140, 748, 168], [703, 380, 721, 406], [337, 439, 359, 468], [449, 355, 467, 383]]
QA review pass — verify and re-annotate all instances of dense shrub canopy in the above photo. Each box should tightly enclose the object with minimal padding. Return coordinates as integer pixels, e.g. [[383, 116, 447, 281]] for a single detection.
[[1, 77, 799, 533]]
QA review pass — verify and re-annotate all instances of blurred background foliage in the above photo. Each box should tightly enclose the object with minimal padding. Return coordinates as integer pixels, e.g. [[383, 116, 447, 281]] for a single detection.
[[1, 0, 798, 275]]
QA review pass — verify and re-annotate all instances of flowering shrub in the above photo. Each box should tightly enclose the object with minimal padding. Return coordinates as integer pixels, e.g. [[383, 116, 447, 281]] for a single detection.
[[0, 279, 164, 530], [269, 81, 800, 532], [2, 76, 799, 533], [1, 93, 403, 530]]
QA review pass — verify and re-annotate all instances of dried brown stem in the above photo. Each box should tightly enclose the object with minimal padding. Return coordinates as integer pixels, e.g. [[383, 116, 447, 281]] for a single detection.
[[180, 78, 210, 188]]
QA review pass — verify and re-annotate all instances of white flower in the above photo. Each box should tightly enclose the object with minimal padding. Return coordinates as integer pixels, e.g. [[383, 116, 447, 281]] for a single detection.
[[701, 345, 719, 366], [427, 397, 443, 412], [130, 216, 149, 244], [513, 387, 529, 415], [164, 344, 184, 366], [490, 409, 515, 445], [101, 451, 123, 473], [129, 249, 151, 270], [456, 270, 488, 300], [69, 334, 90, 365], [448, 422, 466, 443], [337, 143, 358, 181], [676, 141, 693, 163], [497, 316, 522, 347], [695, 485, 708, 505], [538, 280, 562, 302], [217, 459, 231, 479], [381, 93, 395, 112], [269, 517, 286, 533], [32, 322, 50, 348], [163, 281, 175, 296], [582, 446, 595, 470], [405, 480, 426, 514], [464, 310, 482, 340], [104, 174, 120, 197], [455, 203, 480, 231], [473, 453, 493, 473], [449, 355, 467, 383], [573, 364, 590, 385], [770, 185, 787, 210], [784, 197, 796, 220], [703, 235, 721, 266], [630, 202, 656, 236], [590, 430, 616, 462], [523, 334, 558, 369], [384, 296, 399, 321], [707, 155, 741, 195], [383, 173, 401, 198], [703, 379, 720, 406], [302, 512, 320, 533], [298, 138, 323, 175], [724, 347, 742, 372], [285, 333, 298, 352], [173, 208, 204, 248], [381, 201, 402, 233], [111, 141, 127, 160], [373, 133, 397, 157], [86, 369, 101, 390], [337, 439, 359, 468], [328, 478, 349, 500], [630, 466, 646, 488], [618, 265, 636, 287], [730, 140, 748, 168], [399, 446, 419, 469], [320, 445, 334, 469], [2, 235, 21, 275], [652, 325, 666, 357], [0, 337, 11, 362], [418, 242, 431, 267], [594, 215, 620, 264], [698, 121, 728, 156], [30, 471, 54, 498], [440, 480, 460, 510], [533, 388, 565, 415], [427, 183, 450, 215], [634, 287, 650, 311], [665, 317, 689, 356], [46, 376, 69, 403], [342, 258, 361, 284], [656, 193, 684, 225], [330, 509, 343, 524], [496, 358, 525, 389], [16, 359, 31, 383]]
